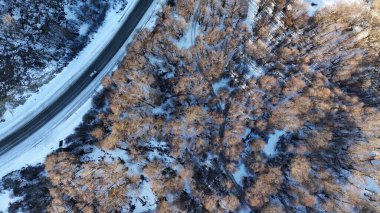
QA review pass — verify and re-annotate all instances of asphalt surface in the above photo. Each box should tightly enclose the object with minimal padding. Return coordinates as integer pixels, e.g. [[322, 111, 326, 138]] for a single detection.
[[0, 0, 153, 155]]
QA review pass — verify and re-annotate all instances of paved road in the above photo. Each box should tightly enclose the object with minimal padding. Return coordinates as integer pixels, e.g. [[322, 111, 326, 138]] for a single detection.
[[0, 0, 153, 155]]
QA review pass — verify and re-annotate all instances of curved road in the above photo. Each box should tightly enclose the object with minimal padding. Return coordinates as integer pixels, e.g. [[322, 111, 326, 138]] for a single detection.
[[0, 0, 153, 155]]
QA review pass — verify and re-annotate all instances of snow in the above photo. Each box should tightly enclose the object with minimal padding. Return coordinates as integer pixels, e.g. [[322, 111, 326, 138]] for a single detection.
[[242, 128, 251, 139], [64, 4, 79, 21], [0, 0, 166, 180], [232, 163, 251, 186], [246, 61, 265, 78], [304, 0, 365, 16], [0, 190, 22, 213], [245, 0, 260, 28], [212, 78, 231, 93], [263, 130, 286, 157], [144, 0, 167, 31], [212, 78, 234, 109], [239, 205, 252, 213], [133, 181, 157, 212], [305, 0, 328, 15], [80, 146, 141, 175], [172, 2, 200, 49], [147, 139, 173, 164], [365, 177, 380, 193], [348, 174, 380, 198], [174, 22, 200, 49], [79, 23, 90, 36], [11, 8, 21, 21], [152, 105, 165, 115]]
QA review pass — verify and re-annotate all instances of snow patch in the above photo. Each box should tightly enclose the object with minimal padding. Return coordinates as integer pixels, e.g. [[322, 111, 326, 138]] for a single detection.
[[239, 205, 252, 213], [263, 130, 286, 157], [242, 128, 251, 139], [81, 146, 141, 175], [232, 163, 251, 186], [365, 177, 380, 193], [79, 23, 90, 36], [0, 190, 22, 212], [348, 173, 380, 198], [245, 0, 261, 27], [147, 139, 173, 164], [174, 22, 200, 49], [172, 2, 200, 49], [129, 180, 157, 212], [152, 105, 165, 115], [304, 0, 365, 16], [246, 61, 265, 78], [64, 4, 79, 21], [212, 78, 231, 93], [143, 0, 167, 31]]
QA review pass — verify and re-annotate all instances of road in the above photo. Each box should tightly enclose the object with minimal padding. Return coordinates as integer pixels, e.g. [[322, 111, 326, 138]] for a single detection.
[[0, 0, 153, 155]]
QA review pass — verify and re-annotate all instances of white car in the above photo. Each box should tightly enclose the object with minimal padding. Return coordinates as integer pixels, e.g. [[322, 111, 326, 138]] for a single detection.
[[90, 70, 98, 78]]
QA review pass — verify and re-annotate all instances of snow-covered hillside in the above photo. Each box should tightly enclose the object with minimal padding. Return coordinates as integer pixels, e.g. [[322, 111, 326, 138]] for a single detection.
[[0, 0, 127, 116]]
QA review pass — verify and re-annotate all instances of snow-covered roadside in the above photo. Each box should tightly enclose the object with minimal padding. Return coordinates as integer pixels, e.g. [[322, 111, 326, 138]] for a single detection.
[[0, 0, 139, 140], [304, 0, 365, 15]]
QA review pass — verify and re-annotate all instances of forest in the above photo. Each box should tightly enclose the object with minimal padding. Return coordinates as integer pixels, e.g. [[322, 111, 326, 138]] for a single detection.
[[1, 0, 379, 212]]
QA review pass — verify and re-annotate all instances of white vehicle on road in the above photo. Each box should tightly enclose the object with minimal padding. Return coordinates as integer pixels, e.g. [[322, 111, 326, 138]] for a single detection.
[[90, 70, 98, 78]]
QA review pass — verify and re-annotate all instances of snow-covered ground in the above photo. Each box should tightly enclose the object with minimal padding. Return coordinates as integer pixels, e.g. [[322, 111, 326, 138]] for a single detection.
[[305, 0, 365, 15], [232, 163, 251, 187], [0, 189, 22, 212], [263, 130, 286, 157], [245, 0, 260, 28]]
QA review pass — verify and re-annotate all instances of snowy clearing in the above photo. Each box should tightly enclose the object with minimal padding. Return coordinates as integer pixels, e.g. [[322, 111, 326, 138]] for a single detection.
[[263, 130, 286, 157], [174, 22, 201, 49]]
